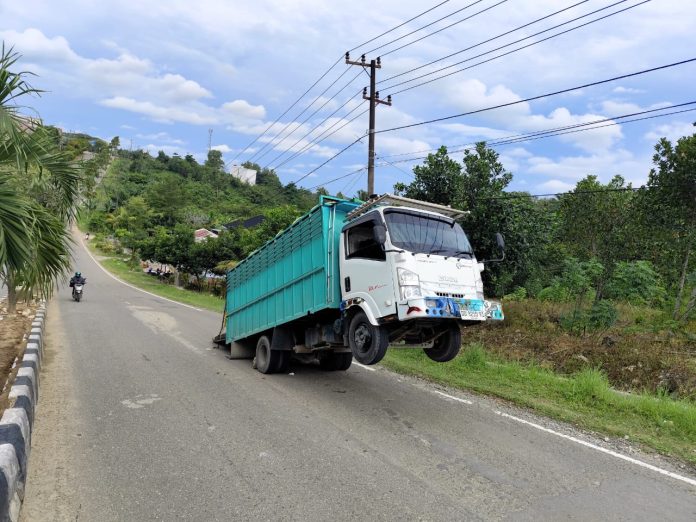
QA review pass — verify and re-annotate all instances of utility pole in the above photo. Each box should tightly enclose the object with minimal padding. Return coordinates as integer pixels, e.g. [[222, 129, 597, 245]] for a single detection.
[[346, 52, 391, 196]]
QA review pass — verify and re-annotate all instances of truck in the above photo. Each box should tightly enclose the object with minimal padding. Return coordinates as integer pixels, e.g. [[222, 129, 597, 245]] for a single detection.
[[217, 194, 504, 374]]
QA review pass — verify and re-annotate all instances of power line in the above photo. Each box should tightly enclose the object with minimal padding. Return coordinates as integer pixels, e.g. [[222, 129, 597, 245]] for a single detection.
[[377, 57, 696, 134], [479, 187, 640, 201], [380, 0, 510, 58], [258, 70, 364, 168], [365, 0, 498, 57], [348, 0, 452, 53], [269, 1, 591, 173], [300, 105, 696, 190], [247, 66, 356, 163], [275, 105, 369, 170], [310, 166, 367, 191], [228, 54, 343, 165], [296, 136, 366, 184], [263, 89, 362, 169], [229, 0, 453, 165], [383, 0, 651, 95], [380, 0, 589, 85], [272, 0, 647, 172], [379, 106, 696, 167], [378, 101, 696, 161]]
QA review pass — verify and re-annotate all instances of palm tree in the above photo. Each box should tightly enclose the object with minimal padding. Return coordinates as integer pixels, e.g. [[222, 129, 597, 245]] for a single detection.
[[0, 44, 79, 312]]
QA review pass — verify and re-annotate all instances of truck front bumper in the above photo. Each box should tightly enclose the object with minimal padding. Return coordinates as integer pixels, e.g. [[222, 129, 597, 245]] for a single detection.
[[398, 296, 504, 322]]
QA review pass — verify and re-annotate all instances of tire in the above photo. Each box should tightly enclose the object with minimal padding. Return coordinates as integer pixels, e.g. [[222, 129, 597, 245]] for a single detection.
[[75, 292, 81, 302], [319, 351, 353, 371], [424, 323, 462, 362], [255, 335, 290, 374], [348, 311, 388, 365]]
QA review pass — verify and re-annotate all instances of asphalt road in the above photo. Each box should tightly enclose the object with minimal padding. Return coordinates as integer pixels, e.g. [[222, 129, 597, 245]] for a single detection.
[[21, 237, 696, 521]]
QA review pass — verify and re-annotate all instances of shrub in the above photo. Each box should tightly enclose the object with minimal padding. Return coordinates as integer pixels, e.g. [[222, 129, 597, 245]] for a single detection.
[[538, 282, 573, 303], [503, 286, 527, 302], [587, 300, 618, 330], [605, 260, 666, 306]]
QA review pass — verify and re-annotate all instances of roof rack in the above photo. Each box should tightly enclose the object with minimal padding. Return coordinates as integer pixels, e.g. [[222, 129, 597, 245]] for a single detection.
[[346, 194, 469, 221]]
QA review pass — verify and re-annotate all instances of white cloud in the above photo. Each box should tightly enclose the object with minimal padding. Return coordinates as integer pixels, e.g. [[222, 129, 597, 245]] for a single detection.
[[536, 179, 576, 193], [136, 132, 185, 144], [221, 100, 266, 121], [525, 149, 651, 188], [211, 144, 232, 153], [613, 86, 645, 95], [644, 121, 696, 143]]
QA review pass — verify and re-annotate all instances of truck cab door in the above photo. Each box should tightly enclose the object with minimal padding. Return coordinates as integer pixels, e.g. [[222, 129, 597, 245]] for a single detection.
[[340, 215, 396, 322]]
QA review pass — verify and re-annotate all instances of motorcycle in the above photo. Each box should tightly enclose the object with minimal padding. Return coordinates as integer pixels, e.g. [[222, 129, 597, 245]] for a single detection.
[[72, 282, 85, 302]]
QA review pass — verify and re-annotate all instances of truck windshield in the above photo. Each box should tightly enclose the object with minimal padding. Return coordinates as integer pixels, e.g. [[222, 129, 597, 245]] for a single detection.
[[384, 210, 473, 257]]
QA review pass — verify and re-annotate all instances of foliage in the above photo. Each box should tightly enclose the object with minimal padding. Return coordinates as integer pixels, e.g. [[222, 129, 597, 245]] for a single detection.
[[0, 45, 80, 311], [604, 260, 666, 306], [502, 286, 527, 302]]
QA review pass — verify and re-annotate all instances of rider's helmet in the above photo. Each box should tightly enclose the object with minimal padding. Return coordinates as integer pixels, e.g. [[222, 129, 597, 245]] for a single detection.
[[75, 272, 81, 277]]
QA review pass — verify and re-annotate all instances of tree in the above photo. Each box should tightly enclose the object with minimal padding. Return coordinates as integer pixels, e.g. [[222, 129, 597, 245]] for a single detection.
[[205, 149, 225, 172], [110, 136, 120, 151], [637, 132, 696, 319], [394, 146, 461, 205], [0, 45, 80, 312]]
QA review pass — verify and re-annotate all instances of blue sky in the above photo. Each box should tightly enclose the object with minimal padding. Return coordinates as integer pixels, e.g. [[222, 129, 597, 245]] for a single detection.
[[1, 0, 695, 196]]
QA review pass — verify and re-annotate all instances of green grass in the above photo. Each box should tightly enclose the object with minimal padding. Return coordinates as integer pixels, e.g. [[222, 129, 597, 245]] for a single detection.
[[86, 243, 224, 313], [383, 344, 696, 466]]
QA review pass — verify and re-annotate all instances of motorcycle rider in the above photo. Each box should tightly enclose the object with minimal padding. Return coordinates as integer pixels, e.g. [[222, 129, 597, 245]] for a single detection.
[[69, 271, 86, 293]]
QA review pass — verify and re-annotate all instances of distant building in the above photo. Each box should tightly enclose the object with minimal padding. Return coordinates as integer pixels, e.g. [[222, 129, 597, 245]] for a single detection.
[[194, 228, 219, 243], [229, 165, 257, 185]]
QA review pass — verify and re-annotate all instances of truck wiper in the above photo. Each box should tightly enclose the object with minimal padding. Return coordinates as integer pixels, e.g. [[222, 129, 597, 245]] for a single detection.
[[452, 250, 473, 258]]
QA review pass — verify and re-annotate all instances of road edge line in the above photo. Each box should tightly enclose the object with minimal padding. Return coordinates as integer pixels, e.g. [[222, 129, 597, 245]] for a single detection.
[[494, 410, 696, 488], [0, 302, 47, 522]]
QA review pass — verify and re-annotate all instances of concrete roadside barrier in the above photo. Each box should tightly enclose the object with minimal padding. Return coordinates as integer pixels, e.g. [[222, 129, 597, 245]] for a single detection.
[[0, 302, 46, 522]]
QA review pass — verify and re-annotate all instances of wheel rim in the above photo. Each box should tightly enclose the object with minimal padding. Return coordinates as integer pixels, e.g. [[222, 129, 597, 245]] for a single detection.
[[353, 323, 372, 353]]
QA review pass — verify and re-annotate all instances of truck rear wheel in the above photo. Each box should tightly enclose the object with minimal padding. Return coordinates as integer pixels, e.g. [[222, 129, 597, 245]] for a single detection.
[[255, 335, 288, 374], [423, 323, 462, 362], [319, 351, 353, 371], [348, 311, 388, 365]]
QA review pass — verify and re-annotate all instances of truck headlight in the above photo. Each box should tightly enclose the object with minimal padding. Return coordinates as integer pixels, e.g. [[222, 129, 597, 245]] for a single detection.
[[397, 268, 420, 286], [400, 285, 422, 300], [397, 268, 421, 300]]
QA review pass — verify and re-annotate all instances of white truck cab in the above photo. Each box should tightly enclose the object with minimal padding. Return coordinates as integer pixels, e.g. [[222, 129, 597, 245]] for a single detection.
[[338, 195, 503, 365]]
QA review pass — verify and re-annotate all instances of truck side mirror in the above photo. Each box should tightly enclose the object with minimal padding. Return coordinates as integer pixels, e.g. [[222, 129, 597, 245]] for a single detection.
[[496, 232, 505, 252], [373, 224, 387, 250]]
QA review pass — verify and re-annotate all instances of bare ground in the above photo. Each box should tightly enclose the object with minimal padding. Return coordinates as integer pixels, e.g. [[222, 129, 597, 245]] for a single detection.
[[0, 299, 37, 414]]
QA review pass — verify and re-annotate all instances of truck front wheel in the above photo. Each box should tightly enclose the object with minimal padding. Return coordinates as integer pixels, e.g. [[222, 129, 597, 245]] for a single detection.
[[423, 323, 462, 362], [348, 312, 388, 365]]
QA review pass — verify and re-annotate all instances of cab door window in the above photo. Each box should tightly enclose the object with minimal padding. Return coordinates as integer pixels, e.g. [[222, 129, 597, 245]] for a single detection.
[[346, 221, 385, 261]]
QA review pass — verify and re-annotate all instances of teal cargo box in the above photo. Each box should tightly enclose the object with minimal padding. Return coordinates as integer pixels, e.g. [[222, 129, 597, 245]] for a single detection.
[[226, 196, 361, 343]]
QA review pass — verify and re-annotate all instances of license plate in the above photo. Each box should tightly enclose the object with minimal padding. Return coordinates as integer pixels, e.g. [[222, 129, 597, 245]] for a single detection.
[[460, 309, 485, 320]]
